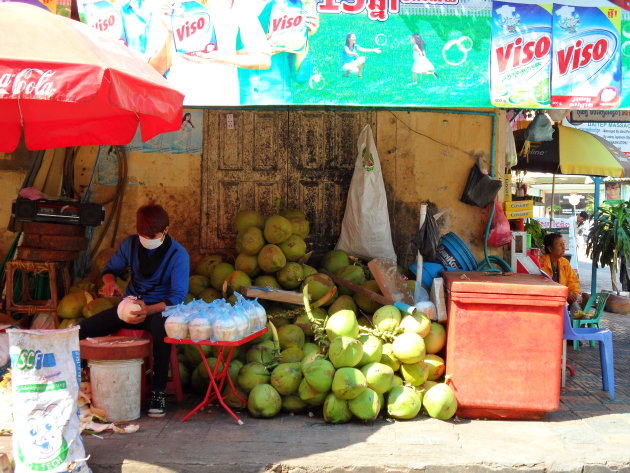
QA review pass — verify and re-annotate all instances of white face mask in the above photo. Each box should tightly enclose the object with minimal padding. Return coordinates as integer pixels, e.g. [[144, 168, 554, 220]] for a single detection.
[[139, 233, 165, 250]]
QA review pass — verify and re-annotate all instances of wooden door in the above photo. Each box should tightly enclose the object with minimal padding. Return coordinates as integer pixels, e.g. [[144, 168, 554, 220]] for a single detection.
[[201, 109, 376, 259]]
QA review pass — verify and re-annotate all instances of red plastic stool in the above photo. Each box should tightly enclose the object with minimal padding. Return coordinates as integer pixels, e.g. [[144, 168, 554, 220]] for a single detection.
[[115, 329, 183, 403]]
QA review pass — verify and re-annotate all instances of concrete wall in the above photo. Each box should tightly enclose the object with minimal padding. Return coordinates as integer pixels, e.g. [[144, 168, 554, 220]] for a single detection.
[[0, 108, 507, 272]]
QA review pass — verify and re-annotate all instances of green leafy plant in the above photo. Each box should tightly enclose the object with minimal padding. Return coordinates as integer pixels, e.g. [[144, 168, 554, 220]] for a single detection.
[[587, 201, 630, 294], [524, 218, 547, 250]]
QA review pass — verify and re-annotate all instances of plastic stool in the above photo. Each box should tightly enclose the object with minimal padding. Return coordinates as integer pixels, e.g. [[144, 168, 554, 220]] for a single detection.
[[4, 259, 71, 327], [115, 328, 183, 403]]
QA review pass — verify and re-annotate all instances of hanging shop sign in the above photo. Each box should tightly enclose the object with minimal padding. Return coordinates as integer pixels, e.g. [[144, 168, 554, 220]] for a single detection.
[[563, 116, 630, 156], [73, 0, 630, 109]]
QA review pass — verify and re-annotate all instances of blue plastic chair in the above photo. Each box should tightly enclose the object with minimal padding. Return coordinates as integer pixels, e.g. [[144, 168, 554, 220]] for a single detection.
[[572, 292, 610, 350], [562, 307, 615, 400]]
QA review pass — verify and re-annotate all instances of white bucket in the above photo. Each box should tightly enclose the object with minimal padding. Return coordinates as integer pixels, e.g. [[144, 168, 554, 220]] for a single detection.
[[88, 358, 143, 422]]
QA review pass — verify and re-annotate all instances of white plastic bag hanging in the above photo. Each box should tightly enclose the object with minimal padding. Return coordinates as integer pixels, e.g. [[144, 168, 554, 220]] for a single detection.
[[336, 124, 397, 261]]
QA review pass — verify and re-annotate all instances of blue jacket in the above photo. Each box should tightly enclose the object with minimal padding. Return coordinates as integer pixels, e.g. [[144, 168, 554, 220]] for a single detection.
[[103, 235, 189, 306]]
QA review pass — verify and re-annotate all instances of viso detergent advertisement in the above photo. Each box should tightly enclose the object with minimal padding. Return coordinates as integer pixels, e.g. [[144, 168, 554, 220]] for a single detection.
[[73, 0, 630, 109]]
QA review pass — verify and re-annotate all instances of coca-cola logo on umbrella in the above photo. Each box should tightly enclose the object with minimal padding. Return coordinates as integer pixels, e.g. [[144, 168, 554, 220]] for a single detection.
[[0, 69, 56, 98]]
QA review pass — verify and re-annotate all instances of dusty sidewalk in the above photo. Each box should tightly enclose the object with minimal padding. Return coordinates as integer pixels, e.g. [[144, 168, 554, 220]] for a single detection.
[[1, 309, 629, 473]]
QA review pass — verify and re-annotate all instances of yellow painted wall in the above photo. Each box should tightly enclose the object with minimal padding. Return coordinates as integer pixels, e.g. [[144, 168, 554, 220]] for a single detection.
[[0, 108, 507, 272]]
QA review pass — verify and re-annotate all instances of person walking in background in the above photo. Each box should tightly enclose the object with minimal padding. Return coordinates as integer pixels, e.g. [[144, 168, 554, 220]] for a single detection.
[[341, 33, 380, 78], [539, 233, 582, 305], [79, 204, 190, 418], [410, 33, 438, 84]]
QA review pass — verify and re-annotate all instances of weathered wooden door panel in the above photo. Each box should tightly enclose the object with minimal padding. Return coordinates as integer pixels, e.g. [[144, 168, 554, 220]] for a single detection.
[[201, 110, 288, 252], [201, 109, 376, 258]]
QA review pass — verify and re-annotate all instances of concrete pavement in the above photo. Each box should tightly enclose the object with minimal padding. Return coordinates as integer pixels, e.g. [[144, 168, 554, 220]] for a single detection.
[[1, 264, 629, 472]]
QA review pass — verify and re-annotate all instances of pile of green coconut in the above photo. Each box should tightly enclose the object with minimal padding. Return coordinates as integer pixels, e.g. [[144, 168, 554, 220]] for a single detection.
[[177, 208, 457, 423]]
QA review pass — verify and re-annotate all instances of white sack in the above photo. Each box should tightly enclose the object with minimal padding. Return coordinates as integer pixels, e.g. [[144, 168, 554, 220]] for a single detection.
[[336, 124, 397, 261], [9, 327, 90, 473]]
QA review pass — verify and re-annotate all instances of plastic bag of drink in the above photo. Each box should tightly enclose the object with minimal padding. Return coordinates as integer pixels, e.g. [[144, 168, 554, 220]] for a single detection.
[[8, 326, 91, 473]]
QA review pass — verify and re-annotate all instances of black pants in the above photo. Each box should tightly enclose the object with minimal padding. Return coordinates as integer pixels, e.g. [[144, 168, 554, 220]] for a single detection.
[[621, 256, 629, 293], [79, 307, 169, 391]]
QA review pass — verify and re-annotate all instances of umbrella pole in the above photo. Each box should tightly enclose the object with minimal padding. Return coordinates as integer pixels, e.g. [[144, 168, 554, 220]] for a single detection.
[[549, 174, 556, 227], [590, 176, 603, 296]]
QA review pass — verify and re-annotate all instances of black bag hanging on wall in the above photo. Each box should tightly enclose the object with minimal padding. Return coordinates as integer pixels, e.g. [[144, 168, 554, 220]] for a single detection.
[[460, 162, 502, 208]]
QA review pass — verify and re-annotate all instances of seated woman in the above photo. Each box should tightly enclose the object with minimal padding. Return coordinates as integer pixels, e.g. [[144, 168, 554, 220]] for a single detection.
[[539, 233, 582, 305]]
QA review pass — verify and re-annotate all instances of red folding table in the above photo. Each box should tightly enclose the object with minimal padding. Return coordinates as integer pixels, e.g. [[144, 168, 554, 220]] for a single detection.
[[165, 327, 267, 424]]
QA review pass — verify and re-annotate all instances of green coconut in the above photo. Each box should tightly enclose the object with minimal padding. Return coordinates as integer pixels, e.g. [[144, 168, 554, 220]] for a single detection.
[[391, 375, 404, 388], [183, 344, 212, 367], [263, 215, 293, 244], [392, 332, 426, 364], [357, 335, 383, 367], [372, 305, 402, 332], [246, 340, 277, 365], [387, 386, 422, 420], [400, 361, 430, 387], [360, 362, 394, 394], [68, 280, 96, 295], [328, 336, 363, 368], [225, 270, 252, 294], [331, 367, 367, 400], [190, 368, 208, 395], [302, 264, 318, 278], [210, 263, 235, 290], [236, 227, 265, 256], [279, 235, 307, 262], [234, 210, 264, 233], [302, 358, 335, 393], [349, 387, 381, 421], [253, 275, 281, 289], [278, 324, 305, 349], [184, 293, 194, 304], [424, 354, 446, 381], [380, 343, 401, 372], [199, 287, 221, 303], [282, 395, 308, 413], [237, 362, 270, 393], [289, 216, 310, 239], [323, 393, 353, 424], [58, 318, 83, 329], [321, 250, 350, 275], [258, 244, 287, 273], [325, 309, 359, 341], [235, 253, 260, 277], [270, 362, 303, 395], [188, 275, 210, 296], [82, 297, 113, 318], [424, 322, 447, 354], [334, 265, 366, 295], [222, 385, 248, 409], [301, 342, 320, 360], [281, 208, 306, 220], [399, 312, 432, 338], [298, 378, 328, 406], [195, 254, 223, 277], [302, 273, 336, 303], [279, 347, 303, 364], [227, 359, 244, 385], [328, 294, 357, 316], [276, 262, 304, 289], [248, 384, 282, 418], [353, 280, 383, 314], [423, 383, 457, 420], [57, 292, 90, 319]]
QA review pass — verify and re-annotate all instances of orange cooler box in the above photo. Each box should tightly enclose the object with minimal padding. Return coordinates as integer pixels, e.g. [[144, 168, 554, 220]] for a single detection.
[[443, 271, 568, 420]]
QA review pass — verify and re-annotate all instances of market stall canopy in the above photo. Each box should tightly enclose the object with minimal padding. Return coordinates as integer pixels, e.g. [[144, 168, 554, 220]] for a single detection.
[[0, 3, 184, 153], [512, 124, 630, 178]]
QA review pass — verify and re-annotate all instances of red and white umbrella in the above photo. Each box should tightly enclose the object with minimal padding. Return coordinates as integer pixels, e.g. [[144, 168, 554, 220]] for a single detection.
[[0, 3, 185, 152]]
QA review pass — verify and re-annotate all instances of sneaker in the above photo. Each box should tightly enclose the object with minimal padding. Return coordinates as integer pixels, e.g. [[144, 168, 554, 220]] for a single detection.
[[147, 390, 166, 418]]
